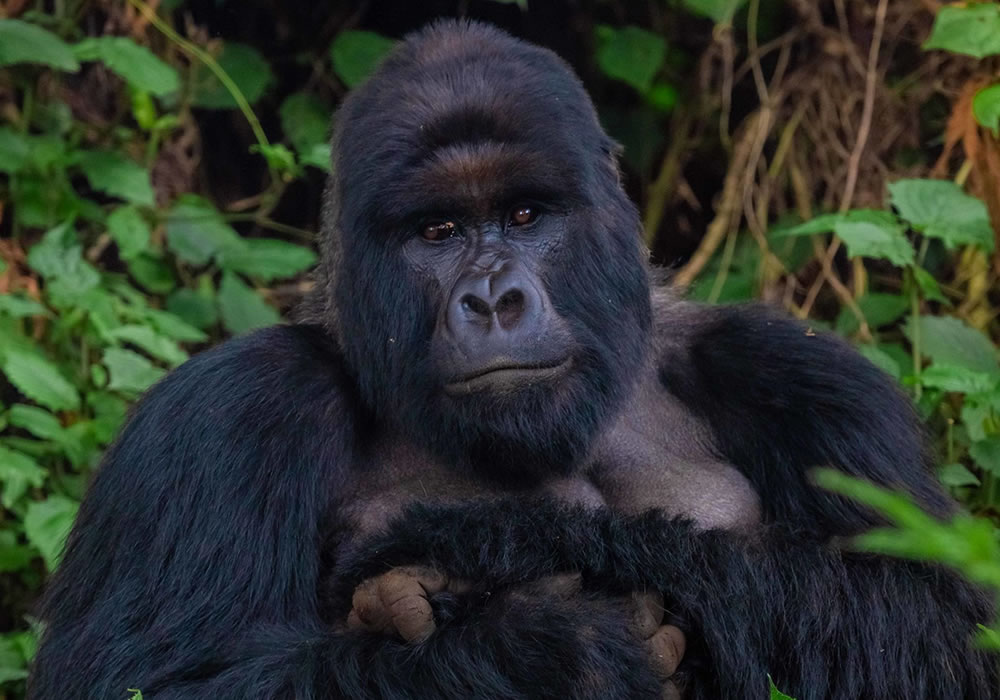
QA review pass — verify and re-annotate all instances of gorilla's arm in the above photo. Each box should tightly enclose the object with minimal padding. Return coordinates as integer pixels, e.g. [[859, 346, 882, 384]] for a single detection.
[[332, 305, 997, 700], [29, 325, 662, 700]]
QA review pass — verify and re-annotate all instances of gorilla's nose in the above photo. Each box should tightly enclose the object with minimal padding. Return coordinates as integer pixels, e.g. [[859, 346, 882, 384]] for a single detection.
[[447, 264, 541, 336]]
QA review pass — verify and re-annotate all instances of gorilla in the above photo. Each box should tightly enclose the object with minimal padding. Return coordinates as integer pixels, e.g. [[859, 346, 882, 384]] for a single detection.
[[29, 19, 997, 700]]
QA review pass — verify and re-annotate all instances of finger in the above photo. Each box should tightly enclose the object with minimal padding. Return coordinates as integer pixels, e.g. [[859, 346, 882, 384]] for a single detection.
[[630, 590, 665, 639], [378, 571, 437, 643], [351, 578, 391, 631], [661, 681, 682, 700], [647, 624, 686, 679], [392, 566, 449, 595]]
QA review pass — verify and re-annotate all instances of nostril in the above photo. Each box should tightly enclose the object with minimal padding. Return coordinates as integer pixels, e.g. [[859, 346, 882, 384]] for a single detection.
[[460, 294, 492, 318], [495, 289, 526, 329], [495, 289, 525, 315]]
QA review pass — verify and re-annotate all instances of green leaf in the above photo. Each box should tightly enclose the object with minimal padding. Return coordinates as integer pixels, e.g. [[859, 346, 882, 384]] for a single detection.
[[190, 42, 273, 109], [912, 266, 949, 304], [9, 404, 64, 441], [103, 348, 166, 395], [26, 224, 101, 304], [835, 219, 914, 267], [904, 315, 998, 373], [1, 348, 80, 411], [835, 293, 909, 335], [24, 496, 78, 572], [166, 288, 219, 331], [682, 0, 748, 24], [251, 143, 297, 172], [330, 30, 397, 88], [856, 344, 901, 380], [141, 307, 209, 342], [923, 4, 1000, 60], [919, 364, 998, 394], [107, 205, 151, 261], [778, 209, 899, 236], [0, 531, 33, 574], [595, 25, 667, 94], [279, 92, 331, 170], [87, 391, 128, 444], [0, 293, 49, 319], [0, 634, 29, 684], [0, 19, 79, 71], [768, 676, 797, 700], [970, 437, 1000, 477], [217, 273, 280, 335], [0, 446, 46, 509], [108, 325, 188, 367], [77, 151, 155, 206], [165, 196, 244, 266], [889, 179, 994, 251], [127, 253, 176, 294], [973, 84, 1000, 136], [73, 37, 180, 97], [0, 127, 31, 174], [217, 238, 316, 281], [938, 463, 980, 488]]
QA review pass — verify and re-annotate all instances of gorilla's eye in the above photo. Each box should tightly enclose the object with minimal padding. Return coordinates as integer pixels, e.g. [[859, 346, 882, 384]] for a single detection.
[[421, 221, 458, 242], [509, 206, 537, 227]]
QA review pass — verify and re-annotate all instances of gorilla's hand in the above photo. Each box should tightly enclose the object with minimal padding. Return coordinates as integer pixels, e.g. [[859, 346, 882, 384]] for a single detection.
[[346, 566, 471, 643], [347, 568, 686, 696]]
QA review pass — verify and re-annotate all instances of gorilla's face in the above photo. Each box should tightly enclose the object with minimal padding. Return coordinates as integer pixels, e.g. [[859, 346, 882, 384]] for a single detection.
[[323, 22, 652, 480]]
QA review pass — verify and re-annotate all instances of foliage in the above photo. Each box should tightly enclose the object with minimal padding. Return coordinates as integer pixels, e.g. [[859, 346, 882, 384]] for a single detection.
[[1, 0, 1000, 695]]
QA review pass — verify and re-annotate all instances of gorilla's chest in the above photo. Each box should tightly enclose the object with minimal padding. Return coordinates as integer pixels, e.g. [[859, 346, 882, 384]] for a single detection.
[[338, 383, 761, 544]]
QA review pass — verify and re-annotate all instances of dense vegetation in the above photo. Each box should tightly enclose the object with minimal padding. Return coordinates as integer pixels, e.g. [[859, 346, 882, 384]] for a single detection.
[[1, 1, 1000, 696]]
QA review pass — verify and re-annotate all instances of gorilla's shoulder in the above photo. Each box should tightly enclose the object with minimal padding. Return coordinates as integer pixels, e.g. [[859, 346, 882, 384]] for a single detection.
[[655, 297, 907, 411], [138, 323, 356, 417]]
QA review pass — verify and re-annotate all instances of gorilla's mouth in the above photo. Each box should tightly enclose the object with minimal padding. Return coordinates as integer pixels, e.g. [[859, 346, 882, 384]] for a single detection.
[[444, 358, 572, 396]]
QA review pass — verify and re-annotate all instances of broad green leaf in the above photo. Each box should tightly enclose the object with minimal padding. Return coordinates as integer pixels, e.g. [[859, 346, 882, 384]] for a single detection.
[[8, 404, 64, 441], [924, 5, 1000, 59], [108, 325, 188, 367], [280, 92, 332, 170], [970, 437, 1000, 477], [77, 151, 155, 206], [217, 238, 317, 281], [0, 531, 33, 574], [912, 266, 949, 304], [330, 30, 397, 88], [73, 37, 180, 97], [103, 348, 166, 395], [889, 179, 994, 251], [683, 0, 748, 23], [835, 219, 914, 267], [0, 128, 31, 174], [0, 446, 46, 509], [190, 42, 273, 109], [24, 496, 78, 571], [87, 391, 128, 444], [919, 364, 998, 394], [904, 315, 999, 373], [595, 25, 666, 94], [973, 84, 1000, 136], [0, 19, 79, 71], [962, 392, 1000, 442], [141, 307, 209, 342], [778, 209, 899, 236], [835, 293, 909, 335], [26, 224, 101, 304], [252, 143, 297, 172], [165, 196, 244, 266], [0, 294, 49, 318], [217, 272, 280, 335], [166, 287, 219, 331], [0, 634, 29, 683], [647, 82, 679, 112], [107, 205, 151, 261], [127, 253, 176, 294], [11, 174, 81, 228], [856, 344, 901, 380], [1, 348, 80, 411], [938, 463, 980, 488], [768, 677, 797, 700]]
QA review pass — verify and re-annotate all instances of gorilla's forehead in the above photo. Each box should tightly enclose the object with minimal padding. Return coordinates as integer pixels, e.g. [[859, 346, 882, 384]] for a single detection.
[[333, 21, 610, 214]]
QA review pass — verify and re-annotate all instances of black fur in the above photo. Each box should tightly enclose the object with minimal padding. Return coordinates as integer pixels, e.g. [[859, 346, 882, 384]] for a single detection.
[[29, 19, 997, 700]]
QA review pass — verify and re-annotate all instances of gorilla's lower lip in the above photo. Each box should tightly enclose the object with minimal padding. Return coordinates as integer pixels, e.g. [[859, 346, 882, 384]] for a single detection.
[[444, 359, 572, 396]]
